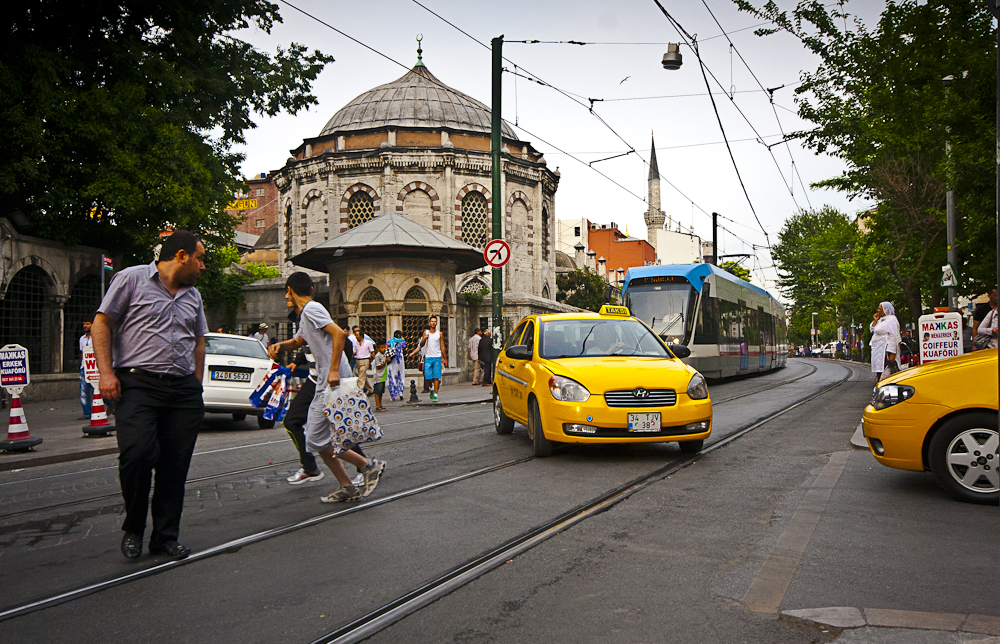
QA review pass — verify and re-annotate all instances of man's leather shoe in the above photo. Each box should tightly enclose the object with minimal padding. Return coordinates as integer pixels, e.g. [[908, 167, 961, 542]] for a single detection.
[[121, 532, 142, 559], [149, 540, 191, 560]]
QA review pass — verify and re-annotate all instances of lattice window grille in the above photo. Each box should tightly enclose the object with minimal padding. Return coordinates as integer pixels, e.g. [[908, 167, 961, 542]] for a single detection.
[[404, 286, 427, 313], [0, 267, 53, 374], [461, 279, 488, 294], [402, 315, 426, 369], [461, 192, 489, 248], [360, 287, 385, 313], [359, 316, 387, 349], [348, 192, 375, 228], [542, 208, 550, 261]]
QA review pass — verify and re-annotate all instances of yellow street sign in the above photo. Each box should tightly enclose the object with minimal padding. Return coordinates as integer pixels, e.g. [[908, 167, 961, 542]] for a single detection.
[[227, 198, 258, 211]]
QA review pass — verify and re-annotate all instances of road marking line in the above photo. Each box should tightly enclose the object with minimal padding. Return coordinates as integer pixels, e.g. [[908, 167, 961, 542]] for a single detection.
[[742, 450, 850, 614]]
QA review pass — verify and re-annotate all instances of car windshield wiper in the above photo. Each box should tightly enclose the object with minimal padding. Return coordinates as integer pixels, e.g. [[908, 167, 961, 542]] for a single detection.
[[576, 325, 597, 357]]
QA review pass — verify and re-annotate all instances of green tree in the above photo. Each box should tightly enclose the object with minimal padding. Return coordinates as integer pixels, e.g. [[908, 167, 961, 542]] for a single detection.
[[244, 262, 280, 280], [719, 261, 752, 282], [556, 269, 607, 312], [735, 0, 997, 313], [1, 1, 332, 261]]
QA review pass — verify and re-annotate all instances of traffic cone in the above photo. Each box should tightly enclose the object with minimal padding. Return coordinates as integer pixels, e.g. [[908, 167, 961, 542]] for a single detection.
[[0, 393, 42, 452], [82, 391, 115, 436]]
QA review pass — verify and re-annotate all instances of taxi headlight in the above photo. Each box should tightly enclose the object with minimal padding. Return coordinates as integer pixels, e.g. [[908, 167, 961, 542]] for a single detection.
[[871, 384, 915, 410], [548, 376, 590, 402], [686, 373, 709, 400]]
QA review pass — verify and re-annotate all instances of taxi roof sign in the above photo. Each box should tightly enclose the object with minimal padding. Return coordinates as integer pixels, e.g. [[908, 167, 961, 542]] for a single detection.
[[599, 305, 631, 317]]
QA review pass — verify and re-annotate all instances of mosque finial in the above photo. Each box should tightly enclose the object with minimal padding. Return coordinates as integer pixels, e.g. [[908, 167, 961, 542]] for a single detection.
[[416, 34, 425, 67]]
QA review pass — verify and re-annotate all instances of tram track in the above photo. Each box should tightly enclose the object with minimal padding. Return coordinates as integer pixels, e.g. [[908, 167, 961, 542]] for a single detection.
[[0, 361, 856, 625], [0, 362, 817, 522]]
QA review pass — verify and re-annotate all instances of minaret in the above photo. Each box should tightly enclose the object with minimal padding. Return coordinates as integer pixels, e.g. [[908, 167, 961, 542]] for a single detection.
[[644, 134, 666, 258]]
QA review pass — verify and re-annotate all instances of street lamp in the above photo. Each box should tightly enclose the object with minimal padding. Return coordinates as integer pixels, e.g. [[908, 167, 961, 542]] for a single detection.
[[811, 312, 818, 348]]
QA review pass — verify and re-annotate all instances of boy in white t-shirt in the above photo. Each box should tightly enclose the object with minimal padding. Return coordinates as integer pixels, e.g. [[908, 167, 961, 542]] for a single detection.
[[268, 272, 386, 502]]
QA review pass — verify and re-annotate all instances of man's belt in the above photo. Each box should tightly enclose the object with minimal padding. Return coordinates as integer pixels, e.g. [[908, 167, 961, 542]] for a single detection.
[[117, 368, 192, 381]]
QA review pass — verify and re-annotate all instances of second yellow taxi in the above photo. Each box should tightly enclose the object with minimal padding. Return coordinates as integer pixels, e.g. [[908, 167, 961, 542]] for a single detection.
[[492, 305, 713, 456]]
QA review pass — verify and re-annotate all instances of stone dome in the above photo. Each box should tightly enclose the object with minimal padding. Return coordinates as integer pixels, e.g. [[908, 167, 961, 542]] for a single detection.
[[319, 64, 517, 139]]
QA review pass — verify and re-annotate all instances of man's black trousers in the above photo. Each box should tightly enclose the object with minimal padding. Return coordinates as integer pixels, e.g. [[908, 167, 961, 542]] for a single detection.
[[284, 378, 366, 476], [115, 371, 203, 545]]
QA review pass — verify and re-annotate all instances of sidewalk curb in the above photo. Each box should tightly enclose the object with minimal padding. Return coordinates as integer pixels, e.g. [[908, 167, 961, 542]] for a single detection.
[[0, 446, 119, 472]]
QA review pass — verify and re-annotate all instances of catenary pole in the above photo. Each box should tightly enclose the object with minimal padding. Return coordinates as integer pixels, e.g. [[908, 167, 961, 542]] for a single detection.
[[491, 36, 504, 354], [712, 212, 718, 265]]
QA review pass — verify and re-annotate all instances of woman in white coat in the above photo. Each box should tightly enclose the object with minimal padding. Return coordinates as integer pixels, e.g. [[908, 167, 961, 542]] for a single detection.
[[869, 301, 901, 381]]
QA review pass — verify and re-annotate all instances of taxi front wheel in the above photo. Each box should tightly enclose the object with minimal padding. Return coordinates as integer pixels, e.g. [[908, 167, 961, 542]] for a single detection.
[[928, 412, 999, 505], [493, 389, 514, 435], [529, 399, 553, 457]]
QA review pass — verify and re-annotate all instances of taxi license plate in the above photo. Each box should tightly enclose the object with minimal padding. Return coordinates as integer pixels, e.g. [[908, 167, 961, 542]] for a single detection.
[[212, 370, 251, 383], [628, 412, 661, 432]]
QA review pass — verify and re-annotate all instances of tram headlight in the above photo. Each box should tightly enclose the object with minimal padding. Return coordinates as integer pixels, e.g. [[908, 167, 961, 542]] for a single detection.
[[686, 373, 709, 400], [549, 376, 591, 402]]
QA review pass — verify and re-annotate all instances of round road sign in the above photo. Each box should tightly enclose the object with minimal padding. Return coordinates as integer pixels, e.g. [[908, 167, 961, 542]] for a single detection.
[[483, 239, 511, 268]]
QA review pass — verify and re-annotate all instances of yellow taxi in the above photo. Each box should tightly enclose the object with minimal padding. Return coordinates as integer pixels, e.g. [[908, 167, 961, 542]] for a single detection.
[[492, 305, 712, 456], [862, 348, 998, 504]]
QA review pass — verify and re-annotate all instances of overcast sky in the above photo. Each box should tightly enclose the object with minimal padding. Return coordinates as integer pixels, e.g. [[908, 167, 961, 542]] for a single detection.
[[233, 0, 886, 294]]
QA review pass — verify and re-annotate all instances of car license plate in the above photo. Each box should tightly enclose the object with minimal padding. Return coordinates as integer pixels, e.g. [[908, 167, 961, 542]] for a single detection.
[[628, 412, 661, 432], [211, 370, 251, 383]]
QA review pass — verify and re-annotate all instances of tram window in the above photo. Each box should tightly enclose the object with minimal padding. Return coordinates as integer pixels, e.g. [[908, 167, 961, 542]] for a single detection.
[[695, 296, 719, 344]]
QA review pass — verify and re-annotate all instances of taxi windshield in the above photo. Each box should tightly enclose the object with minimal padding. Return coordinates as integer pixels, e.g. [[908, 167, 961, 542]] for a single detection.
[[539, 319, 672, 359]]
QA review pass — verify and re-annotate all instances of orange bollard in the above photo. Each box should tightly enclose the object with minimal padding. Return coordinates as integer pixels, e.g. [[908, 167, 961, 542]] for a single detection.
[[82, 391, 115, 436], [1, 393, 42, 451]]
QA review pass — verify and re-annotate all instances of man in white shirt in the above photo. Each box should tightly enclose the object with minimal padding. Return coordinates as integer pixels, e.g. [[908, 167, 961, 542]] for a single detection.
[[251, 323, 270, 347], [351, 325, 376, 396], [419, 315, 447, 402], [78, 320, 94, 420], [467, 329, 482, 385]]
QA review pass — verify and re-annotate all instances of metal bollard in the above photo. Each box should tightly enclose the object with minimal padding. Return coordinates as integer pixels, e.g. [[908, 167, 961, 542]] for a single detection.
[[408, 379, 420, 403]]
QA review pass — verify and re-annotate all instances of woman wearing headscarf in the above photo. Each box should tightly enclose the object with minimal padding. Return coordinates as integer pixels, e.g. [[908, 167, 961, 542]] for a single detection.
[[387, 330, 407, 401], [869, 301, 901, 381]]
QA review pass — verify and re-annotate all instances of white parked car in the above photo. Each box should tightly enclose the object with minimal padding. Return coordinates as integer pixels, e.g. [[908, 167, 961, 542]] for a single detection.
[[202, 333, 279, 428]]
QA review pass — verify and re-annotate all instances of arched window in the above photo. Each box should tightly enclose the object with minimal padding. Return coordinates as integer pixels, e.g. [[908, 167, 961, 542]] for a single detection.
[[0, 266, 54, 374], [541, 207, 550, 261], [403, 190, 434, 229], [460, 279, 488, 294], [461, 192, 489, 248], [348, 192, 375, 228], [358, 287, 386, 348], [63, 275, 102, 371], [542, 284, 550, 300]]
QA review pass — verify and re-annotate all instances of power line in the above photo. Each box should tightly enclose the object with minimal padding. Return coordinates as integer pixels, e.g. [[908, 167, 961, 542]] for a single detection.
[[503, 21, 774, 45], [697, 0, 814, 211], [651, 0, 773, 256]]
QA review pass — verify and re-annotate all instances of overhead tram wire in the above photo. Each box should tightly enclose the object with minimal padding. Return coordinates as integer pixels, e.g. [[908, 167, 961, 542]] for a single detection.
[[697, 0, 814, 211], [275, 0, 743, 248], [651, 0, 774, 263], [503, 21, 774, 45], [408, 0, 773, 251], [278, 0, 768, 256]]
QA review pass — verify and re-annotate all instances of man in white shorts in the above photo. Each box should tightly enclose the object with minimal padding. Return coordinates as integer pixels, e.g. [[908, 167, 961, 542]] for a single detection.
[[268, 272, 385, 502]]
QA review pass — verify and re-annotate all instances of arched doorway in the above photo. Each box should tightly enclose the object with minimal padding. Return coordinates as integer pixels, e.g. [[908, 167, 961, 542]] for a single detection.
[[63, 275, 102, 371], [0, 266, 55, 374]]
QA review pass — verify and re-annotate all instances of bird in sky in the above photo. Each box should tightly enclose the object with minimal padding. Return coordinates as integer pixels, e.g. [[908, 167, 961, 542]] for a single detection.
[[619, 76, 631, 84]]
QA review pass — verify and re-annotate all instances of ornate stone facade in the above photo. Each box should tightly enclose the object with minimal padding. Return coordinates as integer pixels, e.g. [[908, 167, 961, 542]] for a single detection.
[[272, 61, 560, 301]]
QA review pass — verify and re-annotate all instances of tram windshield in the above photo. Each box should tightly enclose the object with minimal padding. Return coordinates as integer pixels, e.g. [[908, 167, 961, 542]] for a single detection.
[[624, 282, 696, 343]]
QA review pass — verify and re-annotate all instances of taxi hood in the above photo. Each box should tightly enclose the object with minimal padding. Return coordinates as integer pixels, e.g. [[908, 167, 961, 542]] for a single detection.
[[880, 348, 998, 385], [544, 356, 693, 392]]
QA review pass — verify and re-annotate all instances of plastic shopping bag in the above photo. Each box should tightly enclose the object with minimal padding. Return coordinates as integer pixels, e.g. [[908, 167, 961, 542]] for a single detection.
[[250, 367, 282, 408], [262, 369, 291, 421], [322, 377, 382, 454]]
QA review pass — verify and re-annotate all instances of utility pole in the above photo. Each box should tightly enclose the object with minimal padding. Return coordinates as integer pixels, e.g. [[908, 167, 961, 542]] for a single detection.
[[491, 36, 504, 352], [712, 212, 719, 265]]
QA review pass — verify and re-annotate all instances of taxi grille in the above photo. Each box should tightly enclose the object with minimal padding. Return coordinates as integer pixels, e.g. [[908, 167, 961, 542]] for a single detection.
[[604, 389, 677, 408]]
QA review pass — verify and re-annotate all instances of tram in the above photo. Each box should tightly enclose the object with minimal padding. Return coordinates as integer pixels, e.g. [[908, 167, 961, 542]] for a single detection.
[[622, 264, 788, 379]]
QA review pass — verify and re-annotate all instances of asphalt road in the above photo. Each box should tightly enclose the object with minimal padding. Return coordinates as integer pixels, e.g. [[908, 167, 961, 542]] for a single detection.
[[0, 359, 995, 643]]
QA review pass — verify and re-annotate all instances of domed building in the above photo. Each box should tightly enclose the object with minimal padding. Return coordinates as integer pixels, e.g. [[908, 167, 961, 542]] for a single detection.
[[270, 46, 574, 382]]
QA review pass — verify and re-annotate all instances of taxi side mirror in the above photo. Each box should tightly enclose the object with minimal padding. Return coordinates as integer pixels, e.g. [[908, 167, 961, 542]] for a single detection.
[[506, 345, 532, 361], [670, 345, 691, 359]]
